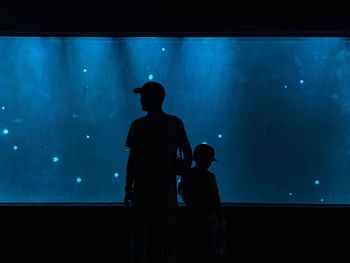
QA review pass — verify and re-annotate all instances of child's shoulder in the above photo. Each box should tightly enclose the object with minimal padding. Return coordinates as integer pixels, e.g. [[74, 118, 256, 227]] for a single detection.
[[206, 170, 215, 177], [205, 170, 216, 180], [185, 167, 198, 176], [186, 167, 215, 177]]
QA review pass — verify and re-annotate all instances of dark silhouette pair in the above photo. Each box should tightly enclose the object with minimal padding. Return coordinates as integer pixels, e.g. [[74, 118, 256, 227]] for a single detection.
[[124, 82, 226, 263]]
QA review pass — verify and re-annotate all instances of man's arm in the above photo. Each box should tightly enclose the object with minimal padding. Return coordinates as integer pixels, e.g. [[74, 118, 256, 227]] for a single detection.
[[124, 148, 136, 208], [178, 118, 193, 171], [124, 121, 136, 208], [125, 148, 135, 191]]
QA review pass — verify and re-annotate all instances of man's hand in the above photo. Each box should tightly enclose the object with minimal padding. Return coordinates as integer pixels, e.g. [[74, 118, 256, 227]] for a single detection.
[[221, 218, 227, 228], [178, 181, 183, 196], [123, 191, 133, 210], [209, 214, 227, 228], [208, 214, 219, 224]]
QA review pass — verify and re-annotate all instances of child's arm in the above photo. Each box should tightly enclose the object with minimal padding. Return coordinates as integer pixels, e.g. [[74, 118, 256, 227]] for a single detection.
[[209, 174, 226, 226]]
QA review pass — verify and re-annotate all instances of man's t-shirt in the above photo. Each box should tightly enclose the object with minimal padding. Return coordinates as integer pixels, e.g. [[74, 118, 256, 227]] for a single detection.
[[125, 112, 189, 205], [180, 166, 221, 217]]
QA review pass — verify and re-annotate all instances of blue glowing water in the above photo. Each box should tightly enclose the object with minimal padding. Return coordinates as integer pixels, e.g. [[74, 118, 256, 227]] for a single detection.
[[0, 36, 350, 204]]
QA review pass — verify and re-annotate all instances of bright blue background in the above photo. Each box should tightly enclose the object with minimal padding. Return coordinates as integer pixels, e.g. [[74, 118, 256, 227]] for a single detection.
[[1, 36, 350, 203]]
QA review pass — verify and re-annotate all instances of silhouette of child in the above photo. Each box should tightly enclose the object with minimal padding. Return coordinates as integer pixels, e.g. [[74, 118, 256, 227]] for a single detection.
[[178, 143, 227, 258]]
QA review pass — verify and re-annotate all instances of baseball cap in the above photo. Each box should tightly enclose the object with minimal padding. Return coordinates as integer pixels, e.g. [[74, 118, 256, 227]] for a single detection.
[[133, 81, 166, 99], [194, 144, 217, 162]]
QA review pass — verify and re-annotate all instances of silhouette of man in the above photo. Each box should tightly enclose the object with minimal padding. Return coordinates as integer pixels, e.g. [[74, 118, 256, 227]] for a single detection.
[[124, 81, 193, 263]]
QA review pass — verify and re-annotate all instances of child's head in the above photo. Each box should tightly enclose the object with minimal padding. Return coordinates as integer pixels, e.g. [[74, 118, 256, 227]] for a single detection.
[[193, 143, 217, 170]]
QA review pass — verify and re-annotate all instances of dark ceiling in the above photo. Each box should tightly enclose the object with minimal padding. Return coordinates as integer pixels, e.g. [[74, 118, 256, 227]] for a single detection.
[[0, 0, 349, 34]]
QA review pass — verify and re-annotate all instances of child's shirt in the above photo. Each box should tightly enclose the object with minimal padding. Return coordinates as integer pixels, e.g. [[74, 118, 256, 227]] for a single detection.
[[180, 166, 222, 218]]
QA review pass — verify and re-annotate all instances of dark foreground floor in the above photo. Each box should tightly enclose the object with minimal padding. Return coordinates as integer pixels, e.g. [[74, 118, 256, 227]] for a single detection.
[[0, 204, 350, 262]]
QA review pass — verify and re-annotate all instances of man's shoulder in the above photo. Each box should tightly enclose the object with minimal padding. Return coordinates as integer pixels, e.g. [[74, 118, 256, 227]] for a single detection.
[[130, 113, 184, 130], [130, 116, 148, 126], [158, 113, 184, 129], [132, 113, 181, 121], [164, 113, 185, 127], [163, 113, 180, 120]]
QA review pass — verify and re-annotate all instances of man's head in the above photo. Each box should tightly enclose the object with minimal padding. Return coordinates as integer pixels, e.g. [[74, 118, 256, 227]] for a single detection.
[[133, 82, 166, 112], [193, 143, 217, 170]]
